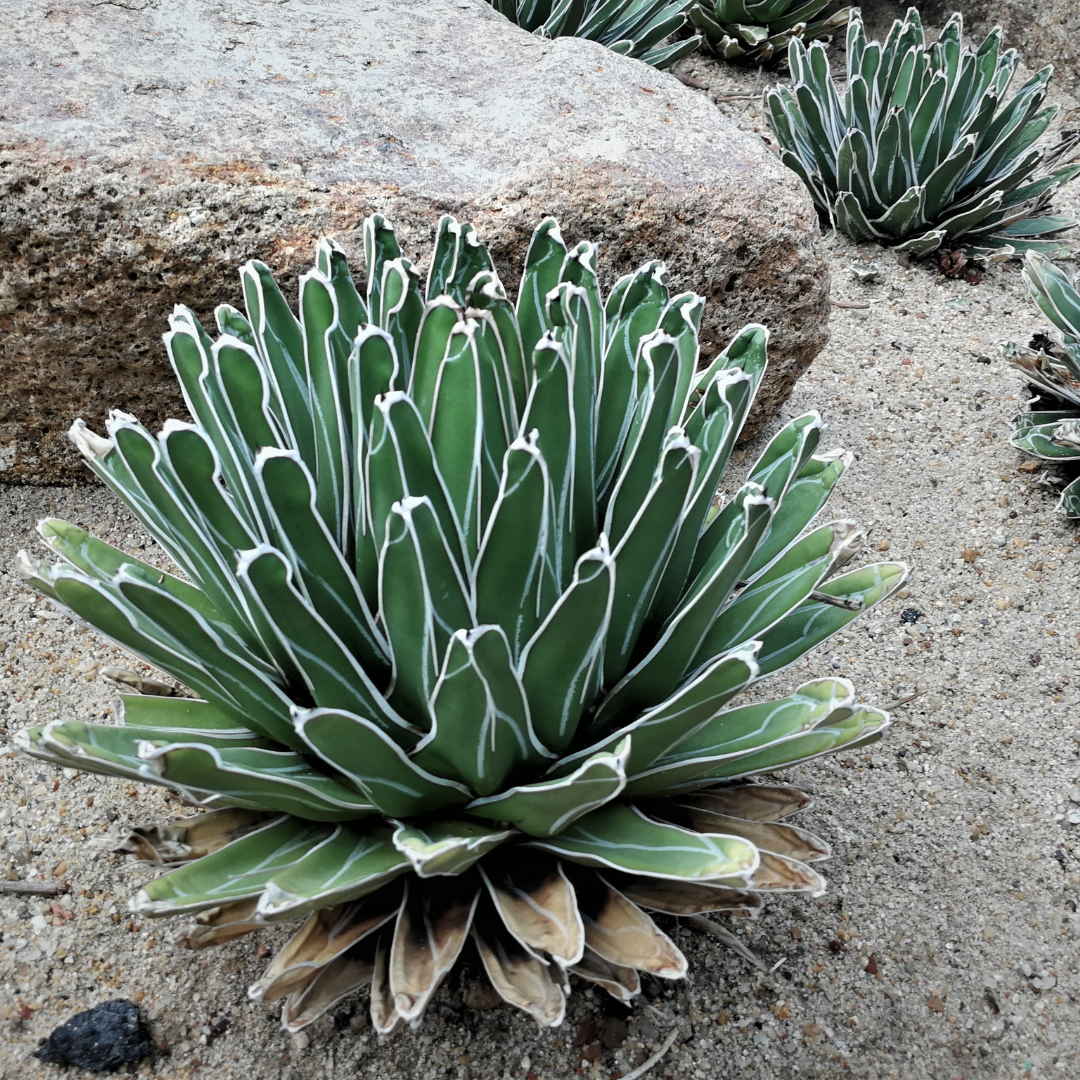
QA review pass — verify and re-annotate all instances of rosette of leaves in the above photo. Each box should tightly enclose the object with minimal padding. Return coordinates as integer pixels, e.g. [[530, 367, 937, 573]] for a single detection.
[[485, 0, 700, 68], [688, 1, 849, 64], [765, 8, 1080, 258], [16, 214, 906, 1033], [1004, 252, 1080, 518]]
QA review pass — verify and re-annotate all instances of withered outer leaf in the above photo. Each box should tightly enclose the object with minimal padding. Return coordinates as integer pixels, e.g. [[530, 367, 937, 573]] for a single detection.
[[178, 896, 263, 951], [677, 784, 813, 822], [389, 877, 480, 1022], [615, 876, 764, 918], [569, 946, 640, 1003], [747, 851, 827, 894], [480, 857, 584, 966], [474, 910, 566, 1027], [680, 809, 830, 863], [282, 934, 380, 1033], [370, 928, 404, 1035], [249, 882, 404, 1003], [115, 807, 276, 864]]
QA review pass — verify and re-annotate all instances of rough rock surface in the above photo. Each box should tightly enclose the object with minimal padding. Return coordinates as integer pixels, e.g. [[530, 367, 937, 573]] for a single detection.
[[0, 0, 829, 483], [34, 999, 152, 1072], [867, 1, 1080, 100]]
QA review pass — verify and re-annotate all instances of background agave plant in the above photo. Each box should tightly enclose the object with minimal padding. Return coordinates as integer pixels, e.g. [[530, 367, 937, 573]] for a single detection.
[[1004, 253, 1080, 518], [16, 215, 905, 1034], [688, 0, 848, 64], [765, 7, 1080, 258], [485, 0, 700, 68]]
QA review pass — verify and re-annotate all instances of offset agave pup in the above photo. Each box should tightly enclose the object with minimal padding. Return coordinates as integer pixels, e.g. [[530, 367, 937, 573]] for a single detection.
[[689, 0, 849, 64], [1004, 252, 1080, 518], [765, 8, 1080, 258], [17, 215, 906, 1033]]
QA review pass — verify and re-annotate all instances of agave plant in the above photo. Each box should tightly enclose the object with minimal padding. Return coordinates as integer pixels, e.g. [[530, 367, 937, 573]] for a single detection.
[[1004, 252, 1080, 518], [16, 214, 905, 1034], [688, 0, 848, 63], [765, 8, 1080, 259], [484, 0, 700, 68]]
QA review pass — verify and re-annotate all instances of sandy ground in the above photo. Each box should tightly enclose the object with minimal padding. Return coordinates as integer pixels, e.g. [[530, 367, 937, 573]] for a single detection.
[[2, 38, 1080, 1080]]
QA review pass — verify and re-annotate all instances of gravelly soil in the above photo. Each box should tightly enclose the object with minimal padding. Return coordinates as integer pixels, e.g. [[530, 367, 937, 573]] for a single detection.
[[1, 42, 1079, 1080]]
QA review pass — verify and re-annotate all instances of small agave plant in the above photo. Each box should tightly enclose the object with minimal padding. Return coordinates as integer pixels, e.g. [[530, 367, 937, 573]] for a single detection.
[[688, 0, 849, 63], [1004, 252, 1080, 519], [765, 7, 1080, 258], [485, 0, 700, 68], [16, 215, 906, 1033]]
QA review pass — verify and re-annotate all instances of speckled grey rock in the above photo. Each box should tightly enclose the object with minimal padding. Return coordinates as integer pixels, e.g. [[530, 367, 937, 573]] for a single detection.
[[0, 0, 829, 482]]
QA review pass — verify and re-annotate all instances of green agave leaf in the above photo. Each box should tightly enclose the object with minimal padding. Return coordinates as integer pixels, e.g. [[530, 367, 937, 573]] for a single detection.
[[238, 262, 314, 465], [474, 433, 558, 657], [570, 644, 759, 776], [755, 562, 910, 677], [519, 542, 615, 751], [255, 449, 387, 673], [391, 820, 513, 877], [528, 802, 758, 883], [603, 433, 700, 685], [594, 486, 772, 731], [38, 518, 218, 625], [467, 270, 529, 418], [294, 706, 471, 818], [134, 815, 334, 916], [413, 627, 546, 796], [407, 298, 461, 430], [212, 336, 284, 460], [742, 449, 852, 580], [236, 547, 416, 745], [1011, 419, 1080, 459], [363, 214, 402, 322], [143, 742, 376, 821], [118, 694, 252, 732], [366, 391, 467, 575], [688, 705, 891, 782], [14, 721, 164, 784], [256, 825, 411, 922], [429, 320, 486, 558], [694, 521, 863, 666], [624, 677, 857, 796], [517, 219, 567, 364], [298, 271, 351, 546], [315, 237, 367, 341], [467, 738, 631, 837]]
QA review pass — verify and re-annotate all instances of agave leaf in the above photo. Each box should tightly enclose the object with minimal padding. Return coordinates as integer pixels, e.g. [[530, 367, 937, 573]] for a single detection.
[[595, 487, 771, 729], [570, 947, 640, 1003], [256, 826, 411, 922], [255, 449, 387, 672], [474, 913, 566, 1027], [238, 263, 314, 463], [694, 521, 863, 665], [518, 542, 614, 751], [624, 677, 856, 796], [281, 934, 380, 1033], [390, 820, 512, 877], [481, 856, 584, 966], [14, 720, 166, 785], [413, 627, 542, 796], [681, 783, 814, 821], [678, 810, 830, 863], [408, 298, 462, 428], [236, 547, 415, 742], [754, 561, 909, 676], [134, 816, 333, 916], [38, 518, 218, 625], [616, 875, 763, 917], [474, 433, 558, 655], [389, 876, 480, 1022], [688, 705, 891, 782], [573, 644, 759, 775], [295, 706, 471, 817], [212, 336, 285, 459], [574, 874, 686, 978], [116, 805, 273, 864], [603, 433, 699, 684], [143, 743, 376, 821], [369, 928, 404, 1034], [528, 802, 758, 882], [179, 896, 264, 950], [467, 737, 630, 837], [468, 270, 529, 418], [248, 885, 402, 1002], [517, 219, 567, 363]]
